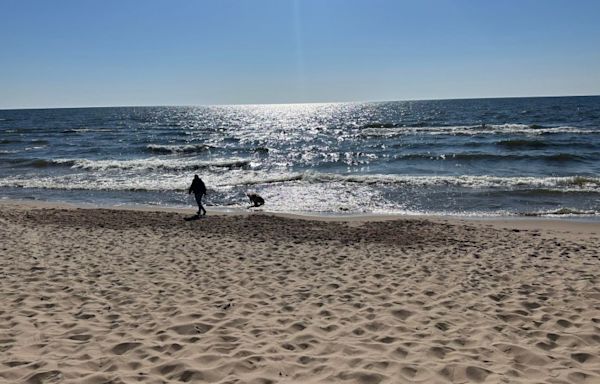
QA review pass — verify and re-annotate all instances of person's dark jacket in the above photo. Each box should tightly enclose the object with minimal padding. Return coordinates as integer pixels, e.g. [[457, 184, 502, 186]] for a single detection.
[[189, 178, 207, 195]]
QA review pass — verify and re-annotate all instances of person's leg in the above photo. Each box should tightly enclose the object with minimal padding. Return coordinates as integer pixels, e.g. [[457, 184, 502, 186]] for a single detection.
[[195, 193, 203, 215], [200, 194, 207, 215]]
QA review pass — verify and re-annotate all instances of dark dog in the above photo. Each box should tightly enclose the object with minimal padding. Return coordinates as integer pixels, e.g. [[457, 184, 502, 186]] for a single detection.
[[247, 192, 265, 208]]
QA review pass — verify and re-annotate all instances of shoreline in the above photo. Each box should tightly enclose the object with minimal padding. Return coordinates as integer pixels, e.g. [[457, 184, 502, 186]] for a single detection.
[[2, 197, 599, 237]]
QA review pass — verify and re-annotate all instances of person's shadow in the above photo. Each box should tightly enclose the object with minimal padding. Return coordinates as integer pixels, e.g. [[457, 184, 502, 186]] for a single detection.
[[184, 214, 201, 221]]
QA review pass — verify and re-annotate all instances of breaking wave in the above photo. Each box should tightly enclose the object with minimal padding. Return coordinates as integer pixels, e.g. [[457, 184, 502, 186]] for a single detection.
[[5, 157, 254, 171], [69, 158, 253, 171], [145, 144, 215, 154], [295, 173, 600, 191], [361, 124, 596, 137], [5, 171, 597, 192], [392, 153, 590, 162], [522, 208, 599, 217]]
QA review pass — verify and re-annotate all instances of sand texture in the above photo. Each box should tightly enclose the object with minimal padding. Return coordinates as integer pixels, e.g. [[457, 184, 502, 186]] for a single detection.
[[1, 203, 600, 383]]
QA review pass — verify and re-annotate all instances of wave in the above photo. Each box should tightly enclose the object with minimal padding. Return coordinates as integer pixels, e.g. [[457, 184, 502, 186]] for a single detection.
[[2, 158, 69, 168], [30, 139, 50, 145], [3, 128, 37, 133], [298, 173, 600, 191], [1, 171, 599, 194], [363, 121, 436, 129], [496, 139, 549, 149], [497, 139, 599, 151], [392, 152, 590, 162], [522, 208, 599, 217], [360, 124, 597, 137], [3, 157, 254, 171], [0, 139, 21, 144], [145, 144, 214, 154], [363, 122, 399, 129], [156, 130, 193, 136], [61, 128, 114, 134], [231, 173, 304, 186], [65, 157, 253, 171], [221, 172, 600, 191], [4, 127, 114, 135]]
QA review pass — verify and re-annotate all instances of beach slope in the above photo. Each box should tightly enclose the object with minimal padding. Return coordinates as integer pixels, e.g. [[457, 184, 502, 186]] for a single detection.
[[1, 202, 599, 383]]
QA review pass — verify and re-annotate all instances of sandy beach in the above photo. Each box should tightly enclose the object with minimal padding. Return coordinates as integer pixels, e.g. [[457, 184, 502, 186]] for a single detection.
[[1, 201, 599, 384]]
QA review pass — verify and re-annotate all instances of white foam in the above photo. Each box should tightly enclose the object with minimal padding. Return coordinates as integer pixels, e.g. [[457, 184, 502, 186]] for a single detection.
[[301, 172, 600, 191], [50, 157, 253, 171], [146, 144, 212, 153], [1, 170, 598, 193], [361, 124, 594, 137]]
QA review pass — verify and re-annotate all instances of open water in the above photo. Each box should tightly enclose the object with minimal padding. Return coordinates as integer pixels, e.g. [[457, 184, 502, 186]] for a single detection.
[[1, 96, 599, 217]]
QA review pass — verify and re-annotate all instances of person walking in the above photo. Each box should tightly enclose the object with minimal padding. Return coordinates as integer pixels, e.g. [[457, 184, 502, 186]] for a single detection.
[[188, 175, 207, 216]]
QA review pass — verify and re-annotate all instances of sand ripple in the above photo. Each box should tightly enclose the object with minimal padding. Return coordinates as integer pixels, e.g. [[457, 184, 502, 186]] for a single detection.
[[0, 205, 599, 383]]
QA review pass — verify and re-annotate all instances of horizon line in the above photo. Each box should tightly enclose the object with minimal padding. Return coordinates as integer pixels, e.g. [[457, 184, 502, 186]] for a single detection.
[[1, 93, 599, 112]]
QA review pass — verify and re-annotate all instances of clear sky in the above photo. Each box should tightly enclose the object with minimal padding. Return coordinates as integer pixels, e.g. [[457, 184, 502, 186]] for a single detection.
[[2, 0, 600, 109]]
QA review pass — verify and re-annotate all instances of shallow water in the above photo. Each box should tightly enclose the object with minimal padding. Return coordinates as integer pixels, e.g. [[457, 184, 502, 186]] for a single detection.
[[1, 96, 599, 217]]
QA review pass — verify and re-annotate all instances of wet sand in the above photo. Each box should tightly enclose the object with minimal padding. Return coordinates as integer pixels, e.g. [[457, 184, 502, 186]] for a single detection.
[[1, 201, 599, 383]]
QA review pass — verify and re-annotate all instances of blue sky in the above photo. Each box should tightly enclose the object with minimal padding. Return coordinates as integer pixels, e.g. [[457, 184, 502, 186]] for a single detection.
[[1, 0, 599, 108]]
